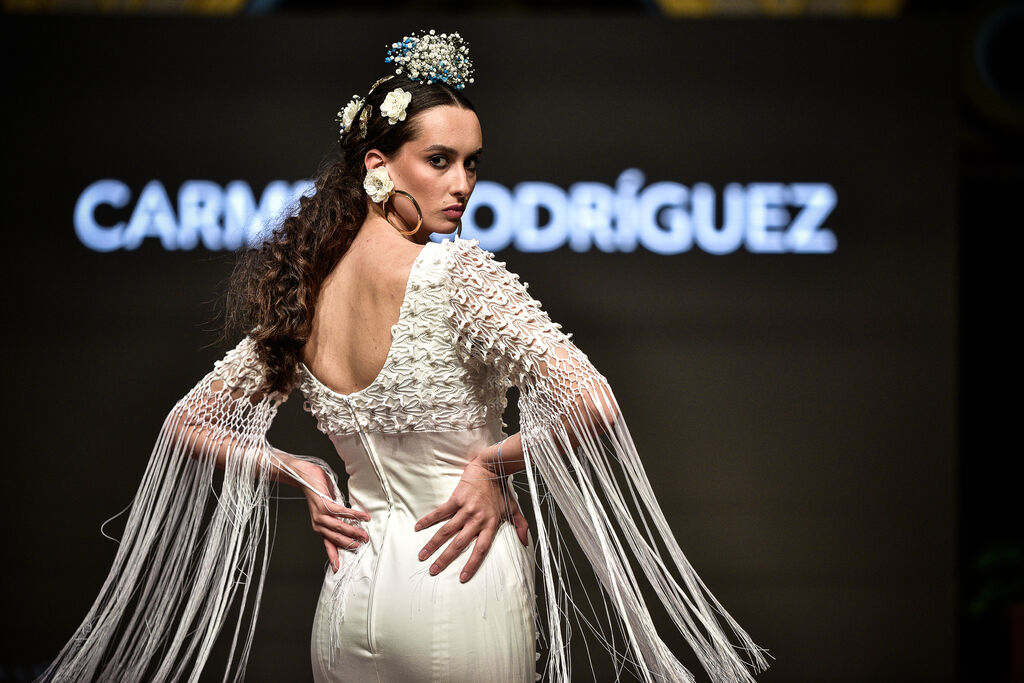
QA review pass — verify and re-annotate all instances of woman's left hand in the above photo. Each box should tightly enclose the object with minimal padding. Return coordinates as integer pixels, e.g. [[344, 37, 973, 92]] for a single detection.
[[284, 456, 371, 574], [414, 460, 529, 583]]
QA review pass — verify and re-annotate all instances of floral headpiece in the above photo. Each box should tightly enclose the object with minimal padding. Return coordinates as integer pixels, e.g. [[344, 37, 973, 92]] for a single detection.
[[385, 30, 474, 90], [336, 29, 475, 141]]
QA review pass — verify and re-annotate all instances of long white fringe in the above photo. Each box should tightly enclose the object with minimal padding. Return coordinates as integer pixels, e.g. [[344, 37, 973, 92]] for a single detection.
[[42, 324, 767, 682], [519, 373, 770, 683], [38, 361, 338, 682]]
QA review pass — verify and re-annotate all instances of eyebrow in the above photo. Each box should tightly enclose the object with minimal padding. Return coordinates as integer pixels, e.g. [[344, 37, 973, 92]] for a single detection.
[[421, 144, 483, 157]]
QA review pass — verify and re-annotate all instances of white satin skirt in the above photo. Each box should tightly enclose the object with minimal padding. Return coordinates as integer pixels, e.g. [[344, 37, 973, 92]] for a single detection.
[[310, 425, 538, 682]]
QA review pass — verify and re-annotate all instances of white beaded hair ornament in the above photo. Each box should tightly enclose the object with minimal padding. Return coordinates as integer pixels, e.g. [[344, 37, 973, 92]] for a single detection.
[[385, 29, 475, 89], [336, 29, 475, 141]]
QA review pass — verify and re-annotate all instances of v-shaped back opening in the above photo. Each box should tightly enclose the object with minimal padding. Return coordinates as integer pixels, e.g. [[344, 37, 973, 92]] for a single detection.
[[298, 241, 437, 399]]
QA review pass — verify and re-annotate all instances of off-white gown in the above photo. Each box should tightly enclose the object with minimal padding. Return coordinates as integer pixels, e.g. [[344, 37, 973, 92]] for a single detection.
[[297, 241, 537, 681], [40, 238, 767, 683]]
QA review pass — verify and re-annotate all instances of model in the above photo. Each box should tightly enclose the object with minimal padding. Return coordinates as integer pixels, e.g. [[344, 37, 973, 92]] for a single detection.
[[40, 30, 768, 683]]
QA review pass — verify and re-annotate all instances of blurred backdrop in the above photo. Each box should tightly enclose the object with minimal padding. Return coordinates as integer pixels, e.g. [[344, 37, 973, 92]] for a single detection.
[[1, 1, 1018, 682]]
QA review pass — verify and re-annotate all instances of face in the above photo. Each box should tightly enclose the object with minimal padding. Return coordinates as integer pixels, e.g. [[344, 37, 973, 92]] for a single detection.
[[367, 105, 482, 241]]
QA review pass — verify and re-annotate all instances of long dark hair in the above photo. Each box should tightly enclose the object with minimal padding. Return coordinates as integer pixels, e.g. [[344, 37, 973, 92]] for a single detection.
[[225, 74, 476, 394]]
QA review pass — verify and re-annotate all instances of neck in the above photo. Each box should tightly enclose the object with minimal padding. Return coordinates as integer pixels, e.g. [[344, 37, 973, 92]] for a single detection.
[[364, 197, 428, 245], [359, 210, 429, 246]]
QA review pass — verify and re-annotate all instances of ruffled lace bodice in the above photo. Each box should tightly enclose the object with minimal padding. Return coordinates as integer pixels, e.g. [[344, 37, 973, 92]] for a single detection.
[[295, 239, 516, 436]]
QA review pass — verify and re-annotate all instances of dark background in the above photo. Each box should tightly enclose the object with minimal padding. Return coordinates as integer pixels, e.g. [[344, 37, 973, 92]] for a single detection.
[[0, 7, 1005, 682]]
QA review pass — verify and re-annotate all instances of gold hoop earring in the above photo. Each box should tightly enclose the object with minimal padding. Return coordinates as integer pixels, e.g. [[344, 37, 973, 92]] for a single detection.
[[382, 190, 423, 237]]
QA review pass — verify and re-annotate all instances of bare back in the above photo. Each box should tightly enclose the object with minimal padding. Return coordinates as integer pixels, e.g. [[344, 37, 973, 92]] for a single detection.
[[301, 231, 425, 396]]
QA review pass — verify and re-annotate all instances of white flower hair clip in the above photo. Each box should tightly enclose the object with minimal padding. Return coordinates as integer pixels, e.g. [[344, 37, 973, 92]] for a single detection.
[[363, 166, 395, 204], [379, 88, 412, 125], [385, 29, 475, 90]]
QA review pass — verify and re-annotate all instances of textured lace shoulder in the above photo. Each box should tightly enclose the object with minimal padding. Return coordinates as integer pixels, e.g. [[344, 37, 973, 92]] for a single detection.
[[209, 336, 288, 404], [444, 238, 578, 391]]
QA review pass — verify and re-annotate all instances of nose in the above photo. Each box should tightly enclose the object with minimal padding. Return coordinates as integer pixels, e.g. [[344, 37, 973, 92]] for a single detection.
[[451, 165, 471, 199]]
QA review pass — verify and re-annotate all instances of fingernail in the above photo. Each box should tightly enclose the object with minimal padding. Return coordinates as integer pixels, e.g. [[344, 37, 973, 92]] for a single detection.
[[418, 550, 427, 561], [429, 564, 439, 575], [460, 571, 469, 582], [414, 523, 421, 531]]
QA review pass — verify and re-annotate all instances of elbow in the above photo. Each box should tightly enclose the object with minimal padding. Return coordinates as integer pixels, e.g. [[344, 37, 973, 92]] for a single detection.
[[168, 410, 204, 460], [574, 380, 620, 433], [591, 381, 620, 428], [168, 398, 226, 463]]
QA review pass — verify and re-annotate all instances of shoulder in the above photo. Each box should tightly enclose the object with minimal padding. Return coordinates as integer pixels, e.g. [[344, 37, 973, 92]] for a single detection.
[[339, 235, 424, 297], [437, 238, 553, 330], [437, 238, 526, 291], [437, 237, 491, 269], [378, 238, 424, 280], [211, 336, 281, 396]]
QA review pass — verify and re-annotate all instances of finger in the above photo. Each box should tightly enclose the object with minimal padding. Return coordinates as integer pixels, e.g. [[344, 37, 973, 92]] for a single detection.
[[513, 509, 529, 547], [324, 538, 339, 573], [316, 516, 370, 542], [458, 527, 496, 583], [418, 514, 465, 561], [429, 525, 478, 575], [320, 499, 371, 522], [311, 494, 367, 519], [311, 513, 364, 537], [415, 500, 457, 532], [321, 528, 363, 553], [504, 492, 530, 547]]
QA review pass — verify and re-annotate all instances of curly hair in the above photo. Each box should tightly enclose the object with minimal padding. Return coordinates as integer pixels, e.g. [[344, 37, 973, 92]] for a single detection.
[[225, 74, 476, 394]]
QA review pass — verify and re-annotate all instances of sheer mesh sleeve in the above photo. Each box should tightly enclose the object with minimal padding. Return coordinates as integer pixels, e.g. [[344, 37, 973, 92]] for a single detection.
[[41, 337, 337, 683], [446, 240, 768, 683]]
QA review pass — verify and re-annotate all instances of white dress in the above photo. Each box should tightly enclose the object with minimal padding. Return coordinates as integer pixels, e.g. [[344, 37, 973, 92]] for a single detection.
[[39, 238, 767, 683], [297, 241, 536, 681]]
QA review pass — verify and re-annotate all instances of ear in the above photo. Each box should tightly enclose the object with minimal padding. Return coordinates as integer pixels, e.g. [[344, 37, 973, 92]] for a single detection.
[[364, 149, 387, 171]]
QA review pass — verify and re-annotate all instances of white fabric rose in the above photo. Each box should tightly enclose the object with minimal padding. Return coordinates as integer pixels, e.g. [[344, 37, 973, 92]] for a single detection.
[[363, 166, 395, 204], [340, 96, 364, 133], [380, 87, 412, 125]]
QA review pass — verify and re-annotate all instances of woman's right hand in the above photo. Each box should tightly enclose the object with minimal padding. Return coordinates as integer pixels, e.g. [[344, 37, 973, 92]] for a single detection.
[[290, 459, 371, 573]]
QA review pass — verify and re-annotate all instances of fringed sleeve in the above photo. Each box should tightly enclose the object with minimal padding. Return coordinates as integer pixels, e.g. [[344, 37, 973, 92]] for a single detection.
[[40, 337, 339, 683], [446, 240, 769, 683]]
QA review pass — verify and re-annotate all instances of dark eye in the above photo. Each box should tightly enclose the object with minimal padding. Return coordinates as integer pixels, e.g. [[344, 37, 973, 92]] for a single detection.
[[429, 155, 448, 168], [465, 157, 479, 172]]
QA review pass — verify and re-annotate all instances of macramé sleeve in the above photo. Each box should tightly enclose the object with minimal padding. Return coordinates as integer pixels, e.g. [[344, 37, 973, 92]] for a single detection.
[[446, 240, 769, 683], [40, 337, 340, 683]]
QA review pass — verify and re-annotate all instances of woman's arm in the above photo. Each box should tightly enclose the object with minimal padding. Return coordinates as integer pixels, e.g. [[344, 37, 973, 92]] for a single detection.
[[42, 337, 368, 682], [171, 375, 371, 572], [170, 378, 297, 485], [466, 432, 524, 476], [414, 373, 619, 582], [412, 446, 530, 583], [43, 338, 290, 681], [465, 367, 620, 478], [413, 240, 625, 584]]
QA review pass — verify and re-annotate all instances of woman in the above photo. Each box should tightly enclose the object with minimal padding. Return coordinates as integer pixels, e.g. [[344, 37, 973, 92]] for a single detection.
[[41, 31, 767, 683]]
